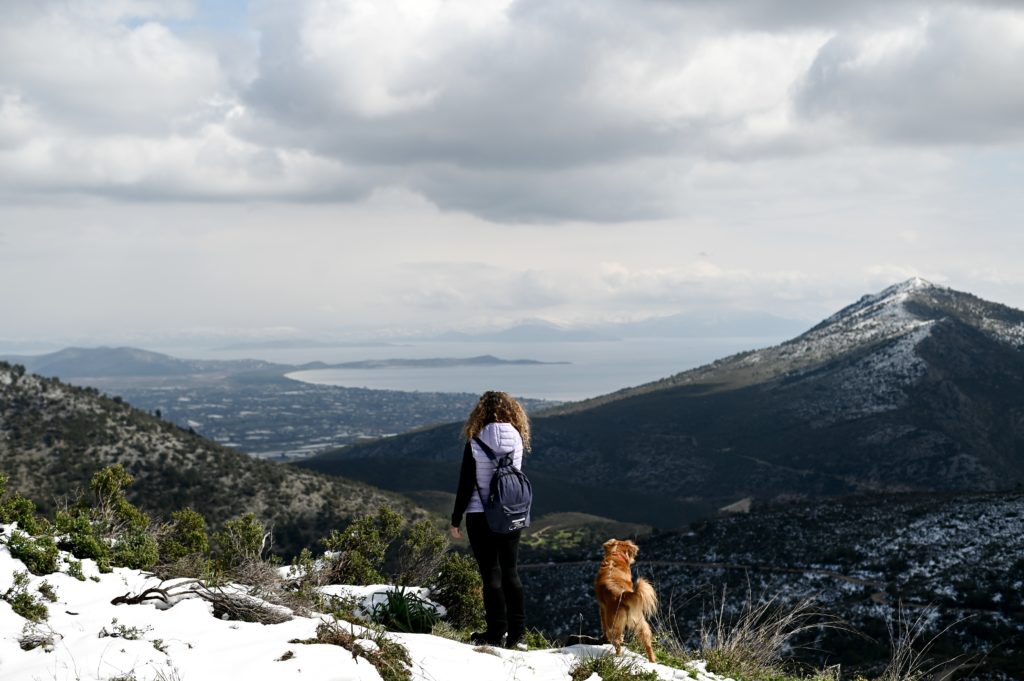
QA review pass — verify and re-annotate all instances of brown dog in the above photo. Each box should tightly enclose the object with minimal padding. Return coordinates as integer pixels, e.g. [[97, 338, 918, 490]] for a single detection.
[[594, 538, 658, 662]]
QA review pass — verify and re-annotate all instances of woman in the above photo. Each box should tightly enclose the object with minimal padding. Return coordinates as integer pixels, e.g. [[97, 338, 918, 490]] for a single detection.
[[450, 390, 530, 650]]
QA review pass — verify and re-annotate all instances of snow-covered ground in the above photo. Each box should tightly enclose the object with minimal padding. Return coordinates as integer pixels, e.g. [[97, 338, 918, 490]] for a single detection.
[[0, 529, 716, 681]]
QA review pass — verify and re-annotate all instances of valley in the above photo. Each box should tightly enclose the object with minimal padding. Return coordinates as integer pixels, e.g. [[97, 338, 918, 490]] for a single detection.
[[0, 348, 555, 459], [520, 491, 1024, 679], [2, 279, 1024, 678]]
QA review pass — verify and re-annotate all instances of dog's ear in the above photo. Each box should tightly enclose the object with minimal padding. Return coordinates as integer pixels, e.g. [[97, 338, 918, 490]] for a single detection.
[[602, 538, 619, 552], [624, 540, 639, 560]]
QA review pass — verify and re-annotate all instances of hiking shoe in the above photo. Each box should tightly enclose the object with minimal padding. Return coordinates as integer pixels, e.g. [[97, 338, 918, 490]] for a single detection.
[[505, 630, 527, 651], [469, 631, 504, 647], [505, 637, 528, 652]]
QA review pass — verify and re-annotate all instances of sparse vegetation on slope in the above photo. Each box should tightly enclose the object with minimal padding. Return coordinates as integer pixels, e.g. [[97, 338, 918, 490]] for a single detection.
[[0, 362, 428, 557]]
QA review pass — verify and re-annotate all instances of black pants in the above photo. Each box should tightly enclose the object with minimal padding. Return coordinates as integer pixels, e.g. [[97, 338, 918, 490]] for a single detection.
[[466, 512, 525, 640]]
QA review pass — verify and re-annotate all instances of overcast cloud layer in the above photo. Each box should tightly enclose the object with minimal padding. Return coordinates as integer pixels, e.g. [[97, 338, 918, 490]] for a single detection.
[[1, 0, 1023, 345]]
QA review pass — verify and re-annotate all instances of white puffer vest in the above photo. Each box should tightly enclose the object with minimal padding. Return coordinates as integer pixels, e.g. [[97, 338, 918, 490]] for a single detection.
[[464, 422, 524, 514]]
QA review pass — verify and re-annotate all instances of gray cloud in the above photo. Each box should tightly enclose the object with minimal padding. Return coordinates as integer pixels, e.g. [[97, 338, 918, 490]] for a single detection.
[[796, 7, 1024, 144], [1, 0, 1023, 224]]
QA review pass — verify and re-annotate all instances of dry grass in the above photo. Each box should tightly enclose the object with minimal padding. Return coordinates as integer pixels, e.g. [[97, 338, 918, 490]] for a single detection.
[[875, 605, 972, 681], [698, 589, 844, 681]]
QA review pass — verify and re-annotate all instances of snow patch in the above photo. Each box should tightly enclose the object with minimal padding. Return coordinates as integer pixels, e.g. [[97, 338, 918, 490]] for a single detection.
[[0, 525, 714, 681], [789, 322, 935, 426]]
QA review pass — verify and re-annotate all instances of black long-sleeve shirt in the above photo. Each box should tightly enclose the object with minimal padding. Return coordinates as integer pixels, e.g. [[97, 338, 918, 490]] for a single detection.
[[451, 442, 477, 527]]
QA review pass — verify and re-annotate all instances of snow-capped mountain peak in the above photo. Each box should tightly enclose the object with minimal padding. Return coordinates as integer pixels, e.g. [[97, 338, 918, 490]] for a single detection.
[[817, 277, 944, 330]]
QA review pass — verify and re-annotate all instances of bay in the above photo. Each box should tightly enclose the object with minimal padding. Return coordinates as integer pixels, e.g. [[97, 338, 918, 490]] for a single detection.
[[280, 337, 777, 402]]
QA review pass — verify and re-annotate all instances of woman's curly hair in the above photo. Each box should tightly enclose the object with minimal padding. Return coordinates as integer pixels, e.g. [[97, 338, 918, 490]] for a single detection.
[[461, 390, 531, 452]]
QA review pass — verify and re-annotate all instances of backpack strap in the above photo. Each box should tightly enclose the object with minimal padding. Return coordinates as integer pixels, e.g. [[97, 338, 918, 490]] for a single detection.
[[472, 436, 513, 465], [471, 436, 513, 507]]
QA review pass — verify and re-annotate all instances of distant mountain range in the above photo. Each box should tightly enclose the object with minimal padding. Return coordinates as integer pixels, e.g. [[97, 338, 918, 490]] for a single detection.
[[410, 311, 806, 343], [0, 347, 566, 380], [0, 346, 287, 378], [298, 278, 1024, 526]]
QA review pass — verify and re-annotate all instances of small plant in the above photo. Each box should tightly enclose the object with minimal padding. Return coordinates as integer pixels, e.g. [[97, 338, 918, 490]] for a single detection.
[[568, 654, 660, 681], [292, 619, 411, 681], [152, 638, 168, 654], [2, 571, 49, 622], [429, 620, 469, 642], [107, 672, 139, 681], [99, 617, 152, 640], [371, 587, 440, 634], [37, 580, 58, 603], [66, 558, 86, 581], [18, 621, 58, 651], [430, 551, 485, 630], [525, 627, 552, 650]]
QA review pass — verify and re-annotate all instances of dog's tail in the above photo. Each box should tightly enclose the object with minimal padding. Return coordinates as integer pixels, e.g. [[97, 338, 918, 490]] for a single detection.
[[623, 577, 658, 617]]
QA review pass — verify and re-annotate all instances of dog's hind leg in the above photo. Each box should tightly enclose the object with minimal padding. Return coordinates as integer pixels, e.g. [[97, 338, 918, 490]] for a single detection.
[[635, 616, 655, 662]]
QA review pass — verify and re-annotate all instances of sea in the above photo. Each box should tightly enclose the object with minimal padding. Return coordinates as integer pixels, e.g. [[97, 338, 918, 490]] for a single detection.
[[179, 337, 780, 402]]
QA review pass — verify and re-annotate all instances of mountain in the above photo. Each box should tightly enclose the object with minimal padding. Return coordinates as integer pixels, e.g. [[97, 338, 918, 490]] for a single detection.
[[0, 346, 568, 378], [297, 279, 1024, 526], [0, 346, 286, 379], [0, 362, 426, 556]]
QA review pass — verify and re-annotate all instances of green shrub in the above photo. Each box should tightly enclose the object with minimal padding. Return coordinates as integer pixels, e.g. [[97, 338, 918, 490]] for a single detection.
[[159, 507, 209, 563], [55, 509, 110, 566], [7, 530, 59, 575], [322, 507, 403, 586], [0, 479, 43, 536], [397, 519, 447, 586], [430, 552, 484, 630], [371, 587, 440, 634], [52, 465, 156, 574], [214, 512, 267, 569], [89, 464, 150, 536], [111, 529, 159, 570], [2, 571, 49, 622]]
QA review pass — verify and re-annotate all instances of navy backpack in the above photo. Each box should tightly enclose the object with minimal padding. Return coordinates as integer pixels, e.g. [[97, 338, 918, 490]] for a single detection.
[[472, 436, 533, 533]]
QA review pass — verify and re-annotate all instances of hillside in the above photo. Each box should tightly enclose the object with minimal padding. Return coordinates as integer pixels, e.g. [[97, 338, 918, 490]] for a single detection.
[[0, 526, 716, 681], [521, 490, 1024, 679], [299, 279, 1024, 526], [0, 362, 426, 556], [0, 346, 287, 378]]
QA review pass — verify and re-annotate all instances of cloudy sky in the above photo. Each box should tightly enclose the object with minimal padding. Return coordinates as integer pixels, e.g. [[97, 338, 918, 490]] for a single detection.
[[1, 0, 1022, 347]]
